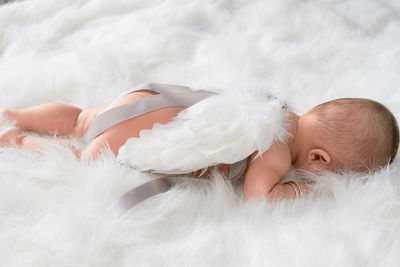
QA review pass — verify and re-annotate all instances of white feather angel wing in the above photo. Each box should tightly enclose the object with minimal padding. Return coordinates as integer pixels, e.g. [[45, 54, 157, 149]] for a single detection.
[[117, 90, 289, 174]]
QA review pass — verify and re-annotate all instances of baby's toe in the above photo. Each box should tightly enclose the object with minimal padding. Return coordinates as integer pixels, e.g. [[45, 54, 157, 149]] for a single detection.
[[0, 126, 22, 146], [0, 108, 17, 125], [0, 108, 10, 121]]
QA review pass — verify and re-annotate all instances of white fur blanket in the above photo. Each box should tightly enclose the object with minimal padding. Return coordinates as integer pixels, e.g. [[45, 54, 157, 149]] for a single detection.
[[1, 0, 400, 266]]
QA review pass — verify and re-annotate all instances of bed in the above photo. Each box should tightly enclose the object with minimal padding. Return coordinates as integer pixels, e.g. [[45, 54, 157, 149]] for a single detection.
[[0, 0, 399, 266]]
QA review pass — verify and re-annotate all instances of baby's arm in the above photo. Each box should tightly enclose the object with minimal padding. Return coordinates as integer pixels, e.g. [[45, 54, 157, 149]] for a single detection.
[[243, 141, 306, 200]]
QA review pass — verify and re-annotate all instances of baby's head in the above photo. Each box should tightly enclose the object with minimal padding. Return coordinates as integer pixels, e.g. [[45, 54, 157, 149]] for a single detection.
[[292, 98, 399, 173]]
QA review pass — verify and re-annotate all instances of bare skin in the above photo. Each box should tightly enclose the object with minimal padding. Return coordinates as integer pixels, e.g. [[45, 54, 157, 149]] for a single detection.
[[0, 91, 332, 200]]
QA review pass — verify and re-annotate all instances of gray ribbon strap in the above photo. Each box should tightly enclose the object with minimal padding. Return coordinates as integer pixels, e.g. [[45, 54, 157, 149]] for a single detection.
[[110, 158, 248, 218], [226, 158, 247, 181], [88, 83, 250, 217], [109, 176, 188, 218], [83, 83, 216, 145]]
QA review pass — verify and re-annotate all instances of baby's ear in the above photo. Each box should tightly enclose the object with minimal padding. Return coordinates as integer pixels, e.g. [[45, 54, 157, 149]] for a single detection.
[[308, 148, 332, 166]]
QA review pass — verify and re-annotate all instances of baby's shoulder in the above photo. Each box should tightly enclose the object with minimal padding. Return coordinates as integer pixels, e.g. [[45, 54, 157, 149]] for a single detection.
[[248, 140, 292, 178]]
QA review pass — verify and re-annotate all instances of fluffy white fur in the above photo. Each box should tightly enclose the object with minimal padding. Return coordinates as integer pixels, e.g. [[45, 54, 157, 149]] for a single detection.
[[118, 88, 288, 173], [1, 0, 400, 266]]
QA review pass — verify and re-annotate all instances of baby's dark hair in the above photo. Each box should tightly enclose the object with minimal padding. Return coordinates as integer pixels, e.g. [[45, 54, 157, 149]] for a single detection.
[[311, 98, 399, 172]]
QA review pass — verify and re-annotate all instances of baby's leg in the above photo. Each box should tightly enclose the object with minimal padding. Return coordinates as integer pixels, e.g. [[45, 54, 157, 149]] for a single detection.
[[82, 106, 185, 160], [0, 126, 80, 157], [0, 102, 107, 157], [1, 90, 169, 159], [1, 103, 84, 136]]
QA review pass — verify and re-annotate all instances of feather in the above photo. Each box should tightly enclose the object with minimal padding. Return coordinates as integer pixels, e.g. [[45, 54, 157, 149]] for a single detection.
[[117, 88, 289, 174]]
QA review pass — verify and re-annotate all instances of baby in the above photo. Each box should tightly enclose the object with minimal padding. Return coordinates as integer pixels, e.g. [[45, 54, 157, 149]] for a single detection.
[[0, 90, 398, 200]]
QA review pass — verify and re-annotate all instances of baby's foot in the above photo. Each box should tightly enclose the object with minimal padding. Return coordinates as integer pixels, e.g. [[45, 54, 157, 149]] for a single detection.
[[0, 108, 6, 120], [0, 126, 24, 146], [0, 108, 13, 121]]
